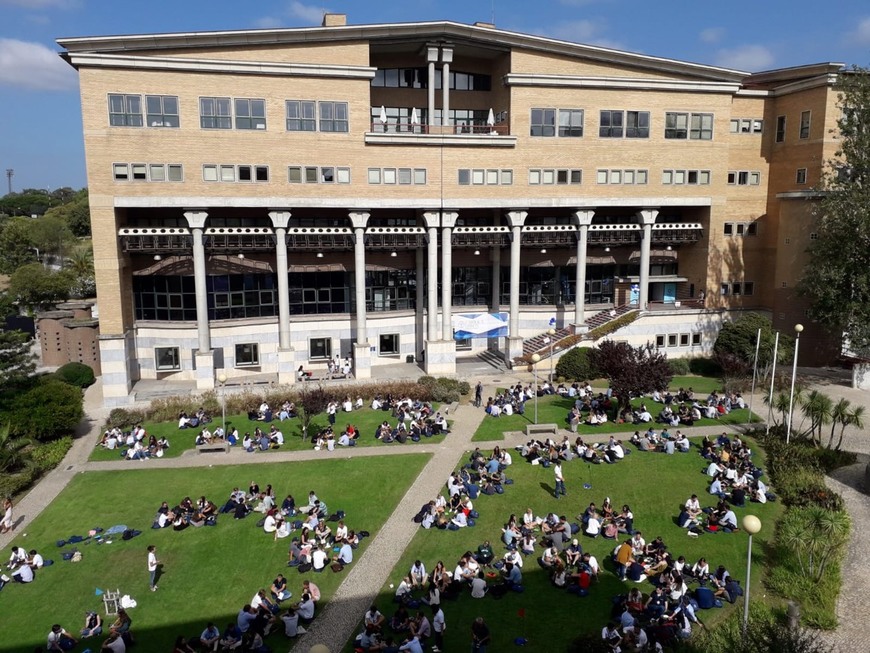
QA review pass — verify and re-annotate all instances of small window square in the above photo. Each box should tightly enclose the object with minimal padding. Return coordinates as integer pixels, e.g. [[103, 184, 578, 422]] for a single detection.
[[367, 168, 381, 184], [289, 167, 303, 183]]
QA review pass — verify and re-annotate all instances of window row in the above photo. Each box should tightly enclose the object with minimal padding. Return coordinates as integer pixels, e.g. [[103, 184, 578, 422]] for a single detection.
[[655, 333, 703, 348], [723, 222, 758, 236], [371, 67, 491, 91], [113, 163, 183, 182], [596, 169, 649, 185], [530, 109, 711, 139], [289, 166, 351, 184], [529, 169, 582, 185], [662, 169, 711, 185], [458, 169, 514, 186], [203, 164, 270, 183], [729, 118, 763, 134], [727, 171, 761, 186], [720, 282, 755, 296], [775, 111, 811, 143], [368, 168, 428, 185]]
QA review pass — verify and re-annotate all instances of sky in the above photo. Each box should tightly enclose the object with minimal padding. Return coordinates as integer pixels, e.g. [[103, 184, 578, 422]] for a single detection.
[[1, 0, 869, 193]]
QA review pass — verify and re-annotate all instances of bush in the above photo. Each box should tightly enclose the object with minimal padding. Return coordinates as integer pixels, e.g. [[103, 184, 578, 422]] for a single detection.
[[0, 469, 35, 500], [105, 408, 148, 430], [9, 378, 83, 442], [587, 310, 639, 340], [555, 347, 598, 381], [688, 357, 723, 376], [416, 376, 468, 403], [668, 357, 690, 375], [55, 362, 95, 388], [30, 436, 73, 473]]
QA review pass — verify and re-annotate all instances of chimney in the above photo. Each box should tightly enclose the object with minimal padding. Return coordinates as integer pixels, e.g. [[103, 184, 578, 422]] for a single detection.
[[322, 13, 347, 27]]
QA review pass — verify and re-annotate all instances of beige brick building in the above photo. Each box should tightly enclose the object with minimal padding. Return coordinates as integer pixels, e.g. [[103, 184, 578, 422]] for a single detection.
[[58, 15, 842, 405]]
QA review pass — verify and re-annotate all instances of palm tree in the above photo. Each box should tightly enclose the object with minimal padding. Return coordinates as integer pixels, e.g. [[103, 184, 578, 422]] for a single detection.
[[65, 246, 95, 298], [827, 398, 851, 448], [800, 390, 832, 446], [835, 404, 866, 451], [0, 425, 32, 474]]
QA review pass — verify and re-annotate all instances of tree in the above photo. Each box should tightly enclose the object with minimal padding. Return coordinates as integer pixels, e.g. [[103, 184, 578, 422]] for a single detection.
[[0, 424, 33, 474], [0, 330, 36, 394], [8, 378, 83, 442], [588, 341, 673, 412], [778, 506, 851, 583], [799, 66, 870, 353], [43, 188, 90, 238], [65, 246, 95, 298], [30, 212, 75, 263], [8, 263, 73, 312], [0, 217, 37, 274], [555, 347, 598, 381], [714, 313, 794, 381], [295, 385, 339, 442]]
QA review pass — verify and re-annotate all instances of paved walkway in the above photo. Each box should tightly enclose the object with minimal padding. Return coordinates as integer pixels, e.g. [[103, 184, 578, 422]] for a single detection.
[[3, 371, 869, 652]]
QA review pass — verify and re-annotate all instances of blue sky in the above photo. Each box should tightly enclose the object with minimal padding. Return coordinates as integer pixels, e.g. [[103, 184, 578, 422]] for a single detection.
[[1, 0, 869, 192]]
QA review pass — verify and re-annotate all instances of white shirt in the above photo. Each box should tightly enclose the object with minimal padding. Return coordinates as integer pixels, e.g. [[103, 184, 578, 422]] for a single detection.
[[148, 551, 157, 571], [312, 549, 328, 570]]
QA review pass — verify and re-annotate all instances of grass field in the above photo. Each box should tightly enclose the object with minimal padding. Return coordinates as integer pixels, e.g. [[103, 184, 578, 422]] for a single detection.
[[0, 455, 429, 653], [356, 438, 781, 652], [90, 407, 446, 462], [473, 391, 755, 442]]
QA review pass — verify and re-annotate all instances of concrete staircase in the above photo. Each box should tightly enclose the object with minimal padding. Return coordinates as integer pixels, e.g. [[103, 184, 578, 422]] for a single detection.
[[584, 303, 636, 330], [522, 326, 574, 359], [476, 349, 508, 370]]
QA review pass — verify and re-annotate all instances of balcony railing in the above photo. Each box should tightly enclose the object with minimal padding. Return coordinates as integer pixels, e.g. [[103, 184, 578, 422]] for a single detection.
[[368, 121, 510, 135]]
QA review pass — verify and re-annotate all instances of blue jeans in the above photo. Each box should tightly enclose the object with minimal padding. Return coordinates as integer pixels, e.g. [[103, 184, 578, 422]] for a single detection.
[[555, 480, 566, 497]]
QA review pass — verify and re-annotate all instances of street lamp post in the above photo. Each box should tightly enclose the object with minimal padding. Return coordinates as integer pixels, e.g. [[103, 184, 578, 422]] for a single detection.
[[547, 327, 556, 384], [786, 324, 804, 445], [765, 331, 779, 435], [216, 373, 227, 437], [747, 327, 761, 427], [742, 514, 762, 633], [531, 353, 541, 424]]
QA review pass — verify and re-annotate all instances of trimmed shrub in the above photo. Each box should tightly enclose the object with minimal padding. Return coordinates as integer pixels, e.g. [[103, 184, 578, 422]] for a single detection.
[[416, 376, 468, 403], [555, 347, 597, 381], [55, 362, 95, 388], [667, 357, 690, 375], [587, 310, 639, 341], [30, 436, 73, 473], [9, 378, 83, 441], [105, 408, 147, 430], [0, 469, 35, 501], [688, 357, 722, 376]]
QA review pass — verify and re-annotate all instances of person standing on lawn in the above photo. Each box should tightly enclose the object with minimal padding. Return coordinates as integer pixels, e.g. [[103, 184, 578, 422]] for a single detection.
[[431, 605, 446, 652], [147, 545, 160, 591], [474, 382, 483, 408], [554, 461, 567, 499], [471, 617, 491, 653]]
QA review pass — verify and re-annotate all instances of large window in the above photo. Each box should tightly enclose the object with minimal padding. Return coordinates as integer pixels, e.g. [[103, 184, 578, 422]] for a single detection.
[[235, 343, 260, 367], [664, 112, 689, 139], [625, 111, 650, 138], [286, 100, 316, 131], [452, 267, 492, 306], [530, 108, 556, 137], [690, 113, 714, 140], [309, 338, 332, 360], [775, 116, 786, 143], [134, 274, 279, 321], [558, 109, 584, 137], [366, 270, 415, 311], [145, 95, 179, 127], [289, 271, 350, 314], [155, 347, 181, 371], [379, 334, 400, 356], [200, 97, 232, 129], [599, 110, 624, 137], [319, 102, 349, 132], [234, 98, 266, 130], [799, 110, 811, 139], [371, 67, 490, 91], [108, 94, 143, 127]]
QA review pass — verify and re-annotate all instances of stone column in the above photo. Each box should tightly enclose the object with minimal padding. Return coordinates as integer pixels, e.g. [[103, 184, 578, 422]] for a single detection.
[[269, 211, 296, 384], [441, 46, 453, 128], [637, 208, 659, 312], [505, 210, 527, 365], [184, 210, 215, 390], [423, 211, 440, 342], [440, 212, 458, 342], [491, 245, 501, 311], [573, 210, 595, 331], [349, 211, 371, 378], [427, 45, 439, 129], [416, 246, 425, 361]]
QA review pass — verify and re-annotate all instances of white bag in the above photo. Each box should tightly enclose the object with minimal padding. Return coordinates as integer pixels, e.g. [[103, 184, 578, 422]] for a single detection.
[[120, 595, 137, 609]]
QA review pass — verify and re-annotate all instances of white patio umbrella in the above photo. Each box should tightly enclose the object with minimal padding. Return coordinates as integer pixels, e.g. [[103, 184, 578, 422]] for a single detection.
[[487, 108, 495, 126], [379, 105, 388, 124], [411, 107, 420, 125]]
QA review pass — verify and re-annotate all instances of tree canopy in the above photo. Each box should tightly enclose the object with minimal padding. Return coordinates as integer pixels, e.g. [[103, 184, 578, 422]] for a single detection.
[[714, 313, 795, 379], [8, 263, 74, 312], [799, 66, 870, 353], [589, 340, 673, 411], [0, 329, 36, 394]]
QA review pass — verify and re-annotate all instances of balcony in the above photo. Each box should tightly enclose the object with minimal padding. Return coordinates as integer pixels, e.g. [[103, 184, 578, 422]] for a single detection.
[[364, 121, 516, 147]]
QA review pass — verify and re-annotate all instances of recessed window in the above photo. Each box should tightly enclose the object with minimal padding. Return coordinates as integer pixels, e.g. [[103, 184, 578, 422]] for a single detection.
[[255, 166, 269, 182], [200, 97, 232, 129], [221, 165, 236, 182], [398, 168, 413, 185], [309, 337, 332, 360], [530, 108, 556, 137], [626, 111, 650, 138], [131, 164, 147, 181], [286, 100, 316, 131], [150, 164, 165, 182], [168, 165, 183, 182], [472, 169, 486, 185], [724, 223, 733, 235], [320, 101, 349, 132], [558, 109, 584, 137], [414, 169, 427, 184], [235, 98, 266, 130], [679, 334, 689, 346], [655, 335, 665, 348], [321, 167, 335, 183], [305, 167, 318, 183], [458, 169, 471, 185], [721, 283, 730, 296], [599, 110, 624, 138], [289, 166, 303, 183], [743, 282, 755, 296], [799, 110, 811, 139], [238, 165, 252, 182], [155, 347, 181, 371], [203, 165, 218, 182], [667, 334, 678, 347], [108, 94, 143, 127], [383, 168, 397, 184], [691, 333, 701, 345], [235, 343, 260, 367], [113, 163, 129, 181], [368, 168, 381, 184], [379, 333, 399, 356], [775, 115, 786, 143], [665, 112, 688, 139], [796, 168, 807, 184], [337, 167, 352, 184], [145, 95, 179, 128]]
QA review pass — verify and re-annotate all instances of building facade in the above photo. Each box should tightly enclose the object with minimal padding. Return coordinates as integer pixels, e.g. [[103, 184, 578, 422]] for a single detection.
[[58, 15, 842, 405]]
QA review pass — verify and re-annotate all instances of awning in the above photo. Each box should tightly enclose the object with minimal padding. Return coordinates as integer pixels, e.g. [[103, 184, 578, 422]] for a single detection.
[[133, 255, 274, 276], [289, 263, 347, 273], [567, 255, 616, 265], [629, 249, 678, 262]]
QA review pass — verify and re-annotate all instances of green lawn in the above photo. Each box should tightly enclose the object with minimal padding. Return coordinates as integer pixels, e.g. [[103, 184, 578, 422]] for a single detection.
[[90, 407, 446, 461], [473, 393, 755, 442], [0, 455, 429, 653], [356, 438, 781, 652]]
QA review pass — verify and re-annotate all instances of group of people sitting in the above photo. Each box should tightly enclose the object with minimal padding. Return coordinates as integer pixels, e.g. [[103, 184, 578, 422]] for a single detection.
[[99, 425, 170, 460], [517, 435, 627, 466], [374, 412, 450, 443], [152, 495, 219, 530], [49, 608, 133, 652], [629, 428, 692, 454], [1, 545, 46, 587], [178, 408, 211, 429]]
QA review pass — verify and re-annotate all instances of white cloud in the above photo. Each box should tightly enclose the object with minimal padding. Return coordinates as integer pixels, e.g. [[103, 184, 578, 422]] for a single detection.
[[253, 16, 284, 29], [286, 1, 328, 24], [699, 27, 725, 44], [0, 39, 77, 91], [846, 16, 870, 45], [713, 44, 775, 72], [544, 19, 624, 50], [0, 0, 77, 7]]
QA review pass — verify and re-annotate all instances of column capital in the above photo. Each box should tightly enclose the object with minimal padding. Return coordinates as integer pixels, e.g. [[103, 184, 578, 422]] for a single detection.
[[441, 211, 459, 229], [637, 208, 659, 226], [426, 44, 440, 62], [348, 211, 370, 229], [268, 210, 292, 230], [183, 210, 208, 229], [422, 211, 441, 229], [573, 209, 595, 227], [505, 210, 528, 228], [440, 45, 454, 63]]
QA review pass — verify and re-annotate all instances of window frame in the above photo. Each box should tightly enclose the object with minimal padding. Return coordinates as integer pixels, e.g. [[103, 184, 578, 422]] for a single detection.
[[796, 168, 808, 185], [664, 112, 688, 139], [319, 101, 349, 133], [145, 94, 179, 128], [286, 100, 317, 132], [799, 110, 811, 139], [309, 337, 332, 361], [234, 98, 266, 131], [625, 110, 650, 138], [379, 333, 400, 356], [235, 343, 260, 367], [599, 110, 624, 138], [558, 108, 584, 137], [200, 96, 232, 130], [108, 93, 143, 127], [690, 113, 714, 140], [530, 108, 556, 137], [155, 346, 181, 371], [775, 115, 786, 143]]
